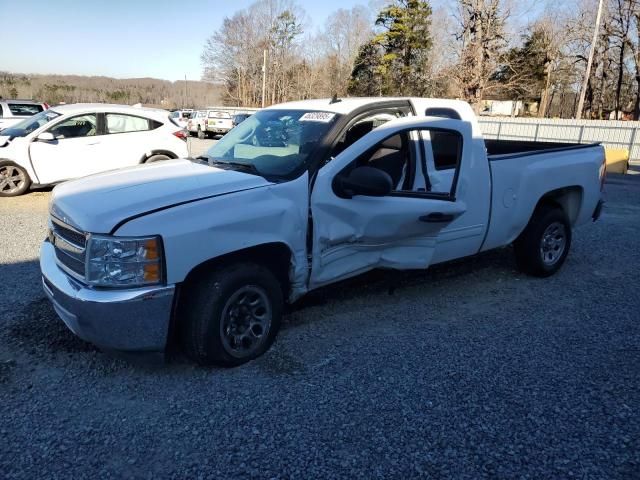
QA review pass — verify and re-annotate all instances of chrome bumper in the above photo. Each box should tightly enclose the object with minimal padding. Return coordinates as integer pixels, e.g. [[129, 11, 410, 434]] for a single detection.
[[40, 241, 175, 352]]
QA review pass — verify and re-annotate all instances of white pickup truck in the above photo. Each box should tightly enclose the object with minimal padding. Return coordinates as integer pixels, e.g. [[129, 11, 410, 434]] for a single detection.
[[40, 98, 605, 366]]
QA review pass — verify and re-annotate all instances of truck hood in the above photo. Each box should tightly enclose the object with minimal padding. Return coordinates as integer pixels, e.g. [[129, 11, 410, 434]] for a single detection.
[[51, 159, 273, 233]]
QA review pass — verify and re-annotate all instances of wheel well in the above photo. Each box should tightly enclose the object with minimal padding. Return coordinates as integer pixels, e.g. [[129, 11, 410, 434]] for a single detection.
[[140, 150, 178, 163], [535, 186, 583, 225], [0, 159, 31, 180], [182, 242, 293, 297]]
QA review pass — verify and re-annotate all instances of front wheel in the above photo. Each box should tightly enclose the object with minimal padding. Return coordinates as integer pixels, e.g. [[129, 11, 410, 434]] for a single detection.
[[0, 162, 31, 197], [180, 263, 283, 367], [514, 204, 572, 277]]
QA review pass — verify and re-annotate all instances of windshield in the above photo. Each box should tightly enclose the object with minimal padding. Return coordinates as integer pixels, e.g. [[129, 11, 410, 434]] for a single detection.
[[0, 110, 61, 137], [204, 109, 339, 178]]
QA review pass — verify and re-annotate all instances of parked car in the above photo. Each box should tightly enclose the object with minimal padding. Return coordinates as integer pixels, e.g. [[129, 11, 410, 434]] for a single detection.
[[203, 110, 233, 138], [187, 110, 207, 137], [0, 99, 48, 131], [0, 103, 189, 196], [40, 97, 605, 367], [232, 113, 252, 128], [169, 109, 194, 129]]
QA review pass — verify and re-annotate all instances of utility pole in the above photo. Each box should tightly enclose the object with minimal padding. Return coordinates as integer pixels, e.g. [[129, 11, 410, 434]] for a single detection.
[[576, 0, 604, 119], [184, 74, 187, 109], [261, 49, 267, 108]]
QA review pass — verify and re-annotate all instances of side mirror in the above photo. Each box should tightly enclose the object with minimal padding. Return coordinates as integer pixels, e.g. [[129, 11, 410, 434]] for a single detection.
[[36, 132, 56, 142], [333, 166, 393, 199]]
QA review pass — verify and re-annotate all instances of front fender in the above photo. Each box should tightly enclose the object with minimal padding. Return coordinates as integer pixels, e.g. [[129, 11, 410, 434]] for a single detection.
[[113, 173, 310, 296]]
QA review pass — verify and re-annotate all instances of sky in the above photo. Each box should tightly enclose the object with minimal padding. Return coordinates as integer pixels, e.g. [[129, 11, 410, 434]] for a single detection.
[[0, 0, 550, 82]]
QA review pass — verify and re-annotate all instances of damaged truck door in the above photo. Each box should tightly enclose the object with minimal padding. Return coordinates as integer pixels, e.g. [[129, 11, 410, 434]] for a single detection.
[[309, 117, 473, 288]]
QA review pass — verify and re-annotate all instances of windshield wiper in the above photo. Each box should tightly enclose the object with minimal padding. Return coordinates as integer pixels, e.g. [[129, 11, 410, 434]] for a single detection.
[[209, 159, 261, 176]]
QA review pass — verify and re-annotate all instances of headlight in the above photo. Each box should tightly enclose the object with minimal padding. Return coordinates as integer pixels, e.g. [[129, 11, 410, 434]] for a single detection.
[[86, 234, 164, 287]]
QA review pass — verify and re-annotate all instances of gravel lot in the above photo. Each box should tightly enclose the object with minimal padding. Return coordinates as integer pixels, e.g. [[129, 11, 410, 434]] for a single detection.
[[186, 136, 217, 158], [1, 155, 639, 478]]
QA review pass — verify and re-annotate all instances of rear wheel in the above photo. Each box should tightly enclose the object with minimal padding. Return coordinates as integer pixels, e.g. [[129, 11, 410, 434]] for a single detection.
[[145, 154, 171, 163], [180, 263, 283, 367], [514, 204, 572, 277], [0, 163, 31, 197]]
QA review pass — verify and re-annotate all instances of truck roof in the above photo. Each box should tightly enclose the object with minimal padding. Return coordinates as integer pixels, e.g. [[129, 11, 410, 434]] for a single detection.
[[266, 97, 472, 115]]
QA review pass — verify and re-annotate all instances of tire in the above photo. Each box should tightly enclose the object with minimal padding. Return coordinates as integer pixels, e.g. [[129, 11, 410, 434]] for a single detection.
[[180, 262, 283, 367], [514, 204, 572, 277], [197, 127, 205, 140], [0, 162, 31, 197], [145, 154, 171, 163]]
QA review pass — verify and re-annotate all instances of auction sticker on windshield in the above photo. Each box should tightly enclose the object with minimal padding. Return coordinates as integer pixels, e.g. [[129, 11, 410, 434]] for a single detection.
[[299, 112, 336, 123]]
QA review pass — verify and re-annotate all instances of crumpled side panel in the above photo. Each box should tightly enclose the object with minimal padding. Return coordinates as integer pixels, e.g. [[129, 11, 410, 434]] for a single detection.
[[115, 173, 310, 301]]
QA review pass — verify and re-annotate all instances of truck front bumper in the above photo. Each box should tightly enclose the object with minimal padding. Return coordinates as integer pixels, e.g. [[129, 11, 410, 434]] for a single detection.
[[40, 241, 175, 352]]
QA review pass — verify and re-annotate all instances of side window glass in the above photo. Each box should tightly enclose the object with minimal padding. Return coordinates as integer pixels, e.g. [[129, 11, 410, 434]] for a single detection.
[[332, 109, 408, 157], [106, 114, 150, 134], [342, 127, 462, 197], [360, 133, 415, 191], [8, 104, 43, 116], [420, 129, 463, 195], [49, 114, 97, 139]]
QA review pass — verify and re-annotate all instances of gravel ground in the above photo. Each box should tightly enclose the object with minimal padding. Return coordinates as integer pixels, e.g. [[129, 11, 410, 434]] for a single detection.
[[186, 136, 217, 158], [1, 168, 639, 479]]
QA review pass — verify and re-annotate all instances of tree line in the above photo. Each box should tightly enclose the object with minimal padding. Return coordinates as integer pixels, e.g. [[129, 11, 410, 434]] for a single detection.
[[0, 73, 222, 110], [202, 0, 640, 120]]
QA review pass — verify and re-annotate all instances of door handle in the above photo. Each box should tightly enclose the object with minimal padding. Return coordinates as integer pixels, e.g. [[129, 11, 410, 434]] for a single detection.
[[419, 212, 455, 223]]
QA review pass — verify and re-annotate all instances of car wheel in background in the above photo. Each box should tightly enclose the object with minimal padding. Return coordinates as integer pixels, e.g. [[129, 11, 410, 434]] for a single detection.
[[514, 204, 572, 277], [145, 154, 171, 163], [0, 162, 31, 197]]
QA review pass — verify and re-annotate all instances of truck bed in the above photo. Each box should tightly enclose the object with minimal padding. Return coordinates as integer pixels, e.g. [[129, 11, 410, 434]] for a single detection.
[[481, 140, 604, 253], [485, 139, 600, 159]]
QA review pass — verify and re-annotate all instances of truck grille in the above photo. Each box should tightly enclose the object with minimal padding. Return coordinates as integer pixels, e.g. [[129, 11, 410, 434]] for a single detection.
[[50, 217, 86, 279]]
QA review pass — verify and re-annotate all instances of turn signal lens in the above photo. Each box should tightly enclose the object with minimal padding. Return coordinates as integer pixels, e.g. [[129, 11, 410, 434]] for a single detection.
[[143, 239, 159, 260], [143, 263, 160, 282]]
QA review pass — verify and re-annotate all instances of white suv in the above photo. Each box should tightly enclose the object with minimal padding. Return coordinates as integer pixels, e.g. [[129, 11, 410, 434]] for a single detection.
[[0, 103, 189, 196], [0, 99, 48, 131], [187, 110, 207, 137], [169, 109, 194, 129]]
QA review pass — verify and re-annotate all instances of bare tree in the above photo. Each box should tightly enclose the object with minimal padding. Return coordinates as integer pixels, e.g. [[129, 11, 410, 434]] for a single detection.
[[609, 0, 637, 118], [454, 0, 509, 111], [631, 8, 640, 118], [321, 6, 374, 96]]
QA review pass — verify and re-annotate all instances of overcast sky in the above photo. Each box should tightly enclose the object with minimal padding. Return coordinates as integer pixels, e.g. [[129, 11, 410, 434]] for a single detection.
[[0, 0, 550, 82]]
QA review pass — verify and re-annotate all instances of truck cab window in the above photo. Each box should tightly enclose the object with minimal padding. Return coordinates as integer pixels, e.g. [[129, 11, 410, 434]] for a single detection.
[[421, 129, 463, 195], [332, 110, 408, 157]]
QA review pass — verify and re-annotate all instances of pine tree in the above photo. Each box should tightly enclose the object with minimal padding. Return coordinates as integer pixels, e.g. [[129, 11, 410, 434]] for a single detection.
[[347, 0, 433, 96], [374, 0, 433, 96], [348, 42, 383, 96]]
